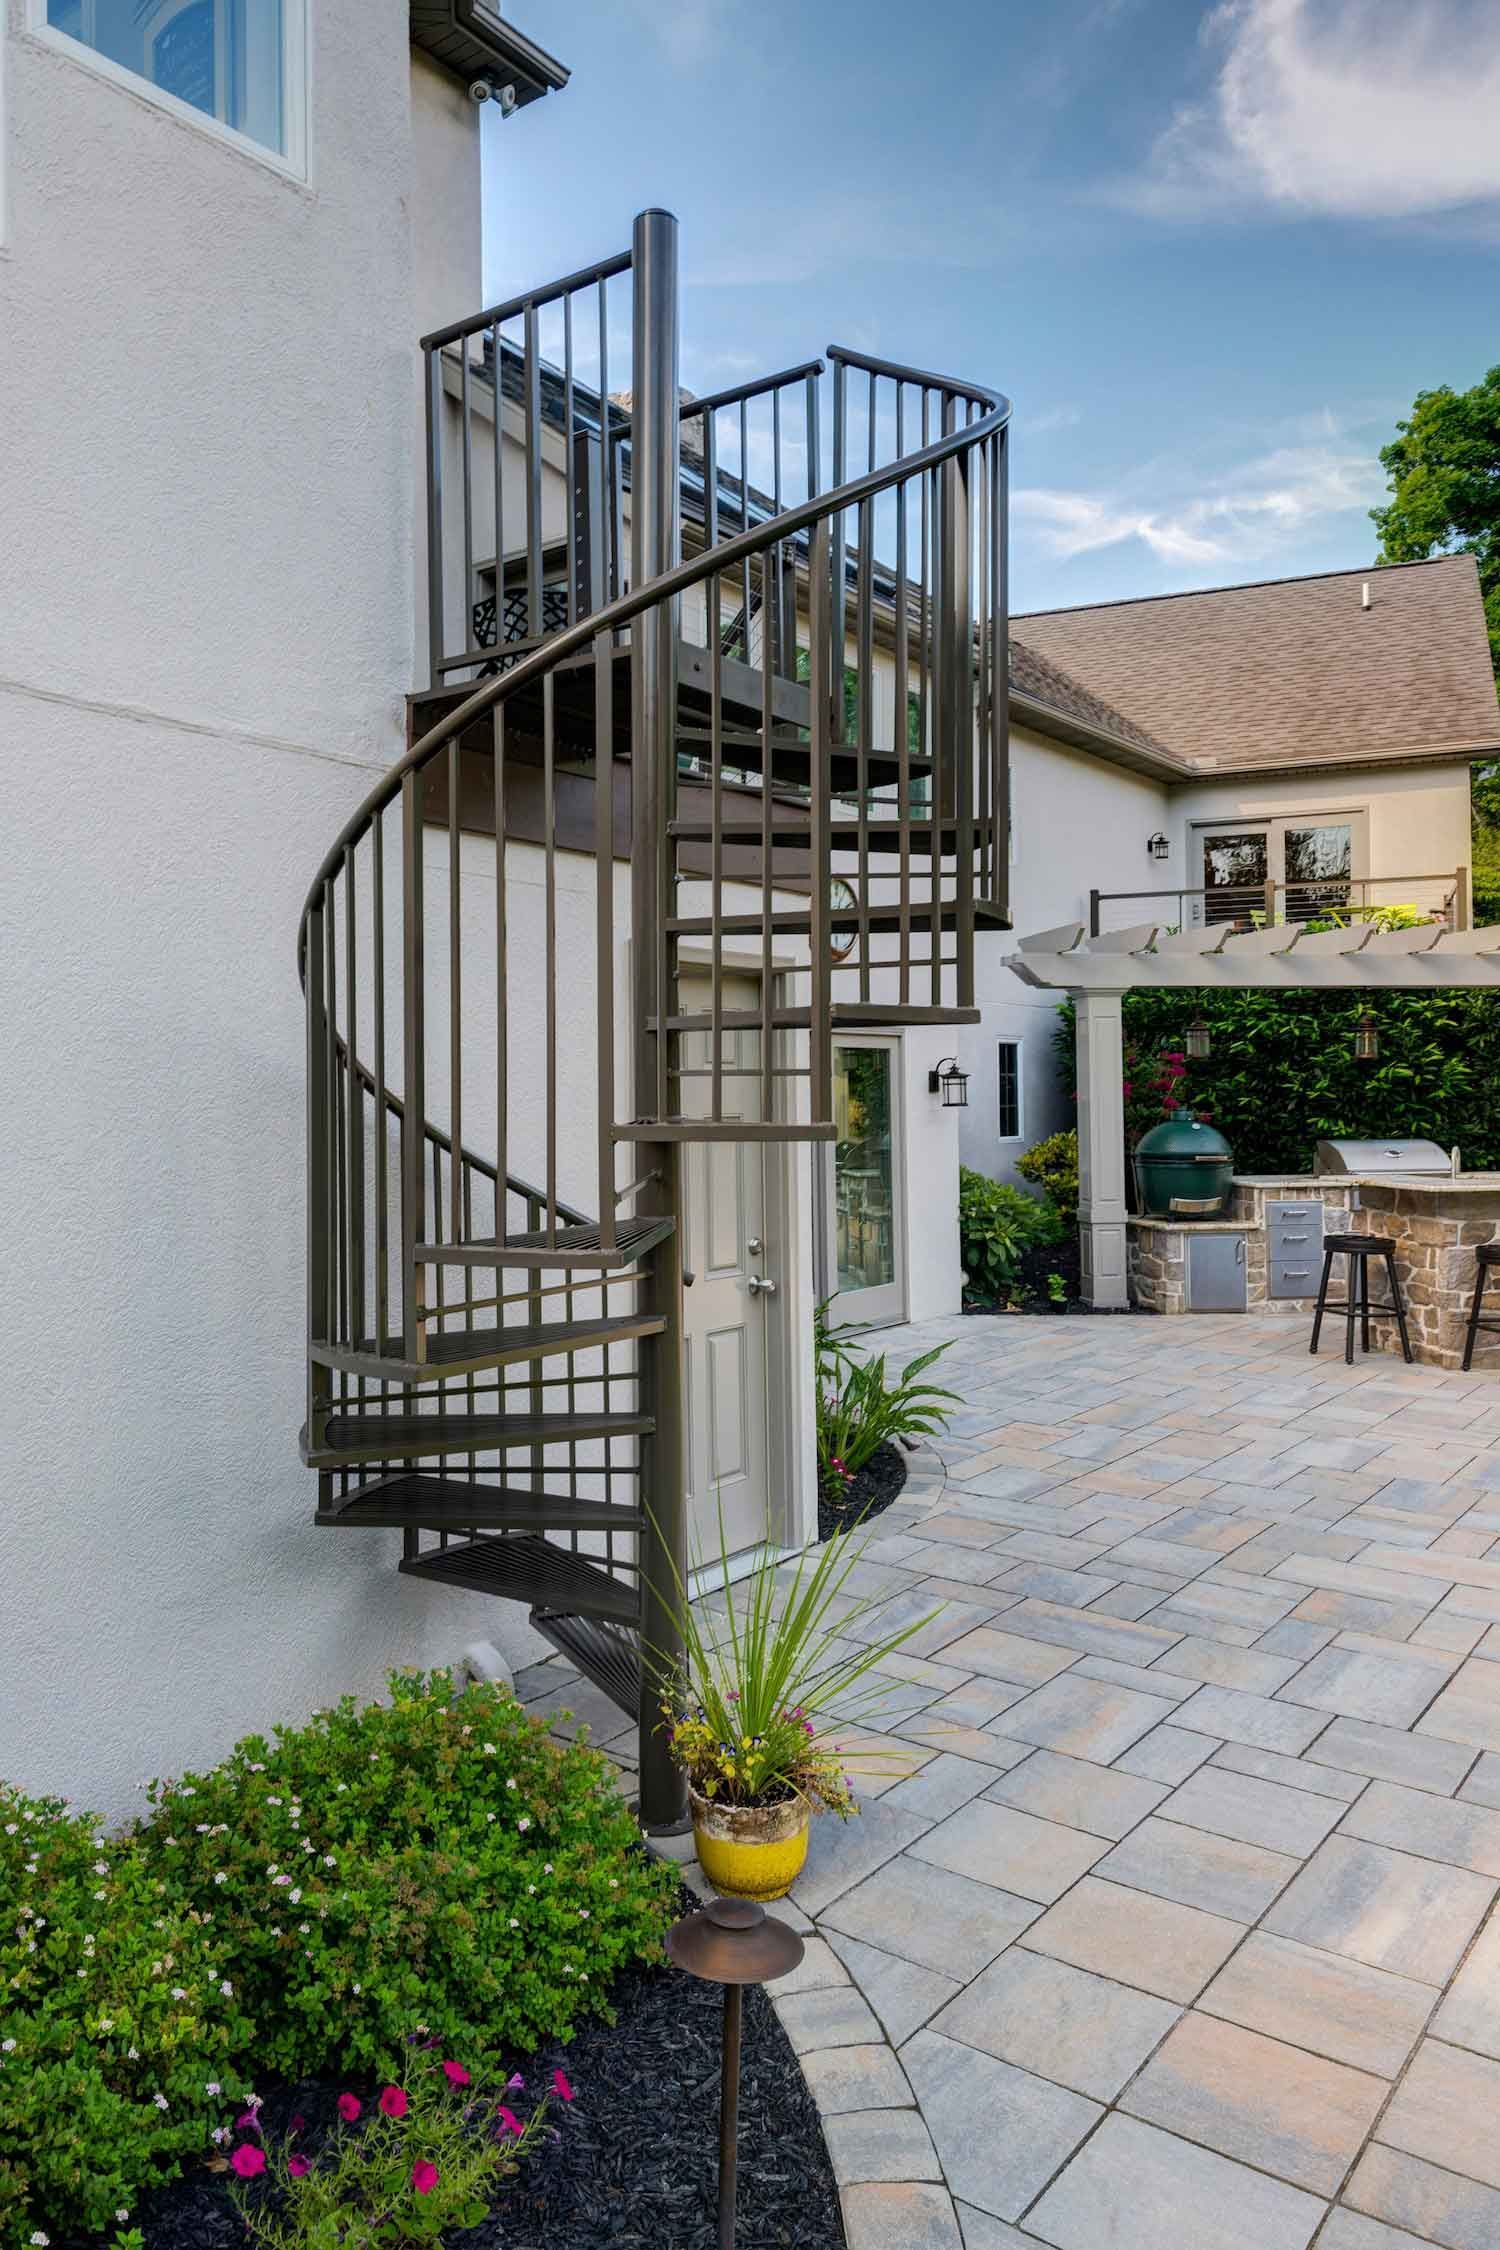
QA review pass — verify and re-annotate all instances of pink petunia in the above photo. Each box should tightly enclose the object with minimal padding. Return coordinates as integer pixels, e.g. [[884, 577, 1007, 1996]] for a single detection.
[[229, 2144, 266, 2180], [412, 2158, 439, 2195], [235, 2110, 262, 2136], [288, 2154, 311, 2179], [378, 2085, 409, 2119], [441, 2059, 471, 2087], [336, 2093, 361, 2123], [552, 2068, 575, 2103], [495, 2105, 523, 2136]]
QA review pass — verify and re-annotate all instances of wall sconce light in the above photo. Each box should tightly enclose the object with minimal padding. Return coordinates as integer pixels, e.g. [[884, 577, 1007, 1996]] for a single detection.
[[1186, 1015, 1212, 1061], [1354, 1010, 1380, 1064], [1147, 832, 1170, 861], [928, 1058, 970, 1108]]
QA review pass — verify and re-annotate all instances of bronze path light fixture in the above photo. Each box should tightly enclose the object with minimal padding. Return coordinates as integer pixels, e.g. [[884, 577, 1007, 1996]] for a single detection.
[[1186, 1014, 1211, 1061], [667, 1894, 805, 2249], [1355, 1010, 1380, 1064]]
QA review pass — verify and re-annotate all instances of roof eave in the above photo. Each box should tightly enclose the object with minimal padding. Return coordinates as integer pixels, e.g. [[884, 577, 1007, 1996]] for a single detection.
[[1010, 690, 1189, 782]]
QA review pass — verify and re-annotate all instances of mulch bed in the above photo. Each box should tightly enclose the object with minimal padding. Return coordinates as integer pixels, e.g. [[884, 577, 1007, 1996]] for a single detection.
[[966, 1229, 1131, 1317], [818, 1436, 908, 1540], [77, 1890, 843, 2250]]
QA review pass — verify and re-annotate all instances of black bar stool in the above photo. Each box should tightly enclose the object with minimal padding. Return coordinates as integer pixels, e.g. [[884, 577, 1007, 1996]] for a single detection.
[[1462, 1243, 1500, 1371], [1310, 1233, 1413, 1366]]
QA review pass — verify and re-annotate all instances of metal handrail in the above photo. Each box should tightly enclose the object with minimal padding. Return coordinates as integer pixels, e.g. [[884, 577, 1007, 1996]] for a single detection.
[[825, 341, 1002, 411], [299, 368, 1011, 961], [341, 1042, 589, 1226], [419, 247, 634, 353]]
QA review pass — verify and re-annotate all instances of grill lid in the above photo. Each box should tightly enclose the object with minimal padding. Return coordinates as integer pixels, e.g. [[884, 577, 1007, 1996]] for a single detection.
[[1315, 1138, 1450, 1176]]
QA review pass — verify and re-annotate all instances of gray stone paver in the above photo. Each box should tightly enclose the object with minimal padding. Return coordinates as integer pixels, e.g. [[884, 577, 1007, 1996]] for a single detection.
[[517, 1313, 1500, 2245]]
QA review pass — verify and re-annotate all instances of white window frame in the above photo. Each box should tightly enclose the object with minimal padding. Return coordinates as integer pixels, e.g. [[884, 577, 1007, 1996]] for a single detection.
[[28, 0, 310, 182], [996, 1037, 1024, 1143]]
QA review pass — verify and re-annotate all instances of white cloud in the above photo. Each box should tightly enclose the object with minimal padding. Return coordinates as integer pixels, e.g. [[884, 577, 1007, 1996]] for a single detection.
[[1126, 0, 1500, 221], [1015, 424, 1386, 569]]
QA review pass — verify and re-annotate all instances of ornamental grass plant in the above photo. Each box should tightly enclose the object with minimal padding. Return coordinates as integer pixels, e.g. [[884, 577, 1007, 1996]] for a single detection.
[[653, 1506, 942, 1818]]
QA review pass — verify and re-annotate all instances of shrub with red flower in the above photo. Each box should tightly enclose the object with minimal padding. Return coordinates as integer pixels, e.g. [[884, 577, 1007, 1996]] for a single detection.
[[219, 2045, 561, 2246]]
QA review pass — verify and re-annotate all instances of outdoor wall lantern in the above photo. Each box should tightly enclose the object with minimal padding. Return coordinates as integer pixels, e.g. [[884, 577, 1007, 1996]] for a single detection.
[[1147, 832, 1170, 861], [929, 1058, 970, 1107], [1355, 1010, 1380, 1064], [1186, 1015, 1212, 1061]]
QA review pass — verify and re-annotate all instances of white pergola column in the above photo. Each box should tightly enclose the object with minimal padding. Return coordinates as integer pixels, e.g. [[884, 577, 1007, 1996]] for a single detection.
[[1075, 990, 1129, 1309]]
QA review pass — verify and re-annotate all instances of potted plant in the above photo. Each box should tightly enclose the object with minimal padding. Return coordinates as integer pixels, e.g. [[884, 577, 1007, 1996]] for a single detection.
[[651, 1512, 941, 1901]]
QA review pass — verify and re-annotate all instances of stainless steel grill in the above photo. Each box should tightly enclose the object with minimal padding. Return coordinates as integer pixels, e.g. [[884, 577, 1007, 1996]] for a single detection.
[[1315, 1138, 1451, 1177]]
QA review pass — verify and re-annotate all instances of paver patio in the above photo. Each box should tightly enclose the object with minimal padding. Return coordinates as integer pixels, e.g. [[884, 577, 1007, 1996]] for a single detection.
[[527, 1310, 1500, 2248]]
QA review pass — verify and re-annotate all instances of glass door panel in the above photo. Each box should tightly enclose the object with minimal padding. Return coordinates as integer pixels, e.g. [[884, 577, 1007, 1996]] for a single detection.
[[830, 1041, 904, 1326], [1283, 821, 1352, 921], [1200, 828, 1268, 925]]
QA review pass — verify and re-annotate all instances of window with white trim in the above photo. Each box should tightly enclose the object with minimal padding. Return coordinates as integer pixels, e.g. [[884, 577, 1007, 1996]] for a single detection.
[[996, 1040, 1022, 1140], [42, 0, 304, 167]]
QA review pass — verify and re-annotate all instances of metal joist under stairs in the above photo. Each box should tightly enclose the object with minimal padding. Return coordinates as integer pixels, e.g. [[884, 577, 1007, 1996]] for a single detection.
[[298, 207, 1012, 1830]]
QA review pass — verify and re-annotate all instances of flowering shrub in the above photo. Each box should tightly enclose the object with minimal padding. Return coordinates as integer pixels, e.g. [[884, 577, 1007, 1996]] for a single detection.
[[223, 2048, 563, 2247], [0, 1785, 250, 2250], [136, 1673, 675, 2081]]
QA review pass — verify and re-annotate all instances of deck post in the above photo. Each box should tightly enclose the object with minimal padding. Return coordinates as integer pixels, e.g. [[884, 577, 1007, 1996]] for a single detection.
[[1075, 990, 1130, 1310], [628, 208, 690, 1835]]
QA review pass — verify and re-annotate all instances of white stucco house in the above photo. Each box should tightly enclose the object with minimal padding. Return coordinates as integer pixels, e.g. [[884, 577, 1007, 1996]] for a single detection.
[[961, 557, 1499, 1179]]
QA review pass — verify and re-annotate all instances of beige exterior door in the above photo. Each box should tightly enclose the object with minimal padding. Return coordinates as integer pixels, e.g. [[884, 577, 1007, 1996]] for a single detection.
[[678, 969, 773, 1561]]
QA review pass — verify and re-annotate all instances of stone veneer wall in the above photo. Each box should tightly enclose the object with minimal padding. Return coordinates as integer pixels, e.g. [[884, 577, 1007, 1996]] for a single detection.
[[1349, 1185, 1500, 1372], [1230, 1181, 1351, 1321], [1127, 1220, 1267, 1314]]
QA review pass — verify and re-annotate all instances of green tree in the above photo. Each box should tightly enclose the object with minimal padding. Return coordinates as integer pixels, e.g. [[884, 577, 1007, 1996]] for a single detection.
[[1372, 368, 1500, 918], [1371, 365, 1500, 690]]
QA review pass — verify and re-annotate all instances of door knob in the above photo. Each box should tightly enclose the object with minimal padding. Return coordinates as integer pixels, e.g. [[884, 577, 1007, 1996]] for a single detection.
[[746, 1236, 763, 1255], [747, 1274, 778, 1297]]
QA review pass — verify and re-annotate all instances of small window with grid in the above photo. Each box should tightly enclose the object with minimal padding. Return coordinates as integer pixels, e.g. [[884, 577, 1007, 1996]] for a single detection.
[[996, 1040, 1022, 1140]]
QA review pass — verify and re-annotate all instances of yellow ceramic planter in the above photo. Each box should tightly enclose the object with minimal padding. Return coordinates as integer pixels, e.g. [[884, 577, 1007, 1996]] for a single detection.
[[689, 1787, 810, 1902]]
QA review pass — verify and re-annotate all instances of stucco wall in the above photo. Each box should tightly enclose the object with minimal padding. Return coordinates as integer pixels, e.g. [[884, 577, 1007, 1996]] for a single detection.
[[0, 11, 549, 1822], [962, 725, 1168, 1184]]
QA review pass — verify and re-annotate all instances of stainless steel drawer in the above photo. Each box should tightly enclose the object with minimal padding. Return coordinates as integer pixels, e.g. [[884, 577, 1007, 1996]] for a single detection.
[[1268, 1197, 1324, 1299]]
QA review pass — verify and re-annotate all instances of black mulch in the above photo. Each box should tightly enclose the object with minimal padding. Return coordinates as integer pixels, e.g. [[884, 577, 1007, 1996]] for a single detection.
[[74, 1890, 844, 2250], [817, 1436, 908, 1541]]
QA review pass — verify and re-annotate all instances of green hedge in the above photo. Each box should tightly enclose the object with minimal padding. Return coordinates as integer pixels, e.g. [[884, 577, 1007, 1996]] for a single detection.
[[1056, 989, 1499, 1175]]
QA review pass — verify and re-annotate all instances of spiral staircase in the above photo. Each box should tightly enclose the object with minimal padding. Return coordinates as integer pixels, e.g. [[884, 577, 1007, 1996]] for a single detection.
[[298, 209, 1012, 1828]]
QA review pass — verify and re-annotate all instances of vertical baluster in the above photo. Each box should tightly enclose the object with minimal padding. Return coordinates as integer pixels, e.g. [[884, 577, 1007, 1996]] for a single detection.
[[431, 1139, 447, 1498], [326, 887, 345, 1346], [372, 810, 389, 1354], [526, 1194, 545, 1492], [942, 393, 975, 1012], [992, 425, 1010, 926], [771, 384, 784, 676], [856, 496, 874, 1005], [524, 301, 543, 638], [808, 518, 834, 1125], [344, 846, 365, 1349], [461, 343, 475, 650], [739, 396, 752, 660], [493, 704, 508, 1237], [563, 291, 576, 625], [894, 390, 911, 1008], [544, 671, 558, 1243], [305, 894, 331, 1435], [491, 321, 505, 653], [975, 415, 990, 909], [596, 277, 612, 606], [425, 345, 445, 689], [831, 359, 847, 748], [759, 540, 774, 1118], [710, 550, 724, 1124], [595, 620, 617, 1252], [448, 738, 463, 1243], [401, 771, 426, 1361]]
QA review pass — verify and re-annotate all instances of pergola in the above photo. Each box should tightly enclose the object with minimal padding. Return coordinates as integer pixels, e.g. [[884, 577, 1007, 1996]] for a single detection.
[[1002, 917, 1500, 1308]]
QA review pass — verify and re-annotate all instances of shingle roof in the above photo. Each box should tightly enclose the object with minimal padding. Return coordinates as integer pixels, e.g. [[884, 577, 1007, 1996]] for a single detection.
[[1009, 639, 1176, 766], [1014, 555, 1499, 776]]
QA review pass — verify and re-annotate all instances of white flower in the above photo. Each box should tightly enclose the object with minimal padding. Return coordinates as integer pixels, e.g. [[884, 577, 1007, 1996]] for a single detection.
[[93, 1889, 106, 1901], [482, 1743, 497, 1756], [544, 1863, 554, 1875], [214, 1872, 228, 1885], [267, 1796, 282, 1807], [206, 2081, 221, 2095], [211, 2126, 228, 2145], [93, 1861, 109, 1876], [505, 1777, 517, 1791], [578, 1908, 590, 1919], [30, 2229, 49, 2244], [248, 1761, 265, 1772], [98, 2019, 114, 2033], [509, 1918, 519, 1929], [171, 1987, 187, 2000], [128, 2045, 140, 2059], [1, 2039, 15, 2053], [153, 2093, 169, 2110], [289, 1889, 302, 1905], [116, 2215, 129, 2226], [352, 1982, 361, 1994], [220, 1980, 234, 1996], [298, 1923, 310, 1935], [517, 1817, 531, 1833]]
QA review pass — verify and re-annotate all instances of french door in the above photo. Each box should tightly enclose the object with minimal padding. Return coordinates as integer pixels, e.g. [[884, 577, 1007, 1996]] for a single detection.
[[1192, 813, 1367, 926], [827, 1037, 905, 1328]]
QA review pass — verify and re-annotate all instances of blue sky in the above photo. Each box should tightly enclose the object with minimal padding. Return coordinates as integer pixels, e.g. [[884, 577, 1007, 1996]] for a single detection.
[[481, 0, 1500, 614]]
